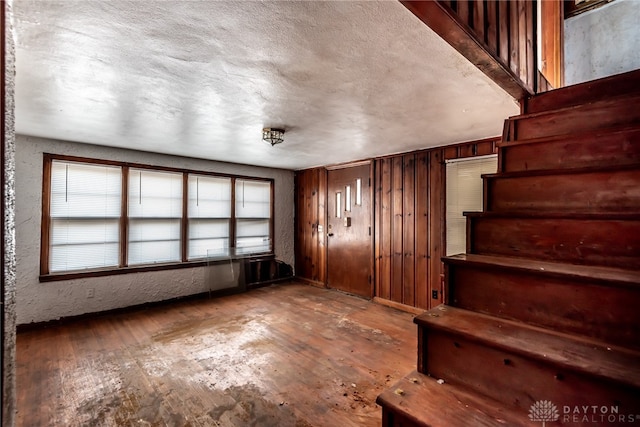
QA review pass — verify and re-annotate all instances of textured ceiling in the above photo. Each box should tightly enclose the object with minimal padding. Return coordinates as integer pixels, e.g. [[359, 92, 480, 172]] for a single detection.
[[13, 0, 519, 170]]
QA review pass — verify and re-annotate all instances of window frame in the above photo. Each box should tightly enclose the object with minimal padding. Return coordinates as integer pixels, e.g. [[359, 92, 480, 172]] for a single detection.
[[40, 154, 275, 282]]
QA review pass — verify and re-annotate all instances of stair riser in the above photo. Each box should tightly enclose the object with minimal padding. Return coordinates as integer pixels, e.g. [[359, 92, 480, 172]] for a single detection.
[[468, 217, 640, 269], [446, 263, 640, 348], [421, 328, 640, 417], [510, 99, 640, 140], [524, 69, 640, 114], [485, 168, 640, 213], [499, 129, 640, 173]]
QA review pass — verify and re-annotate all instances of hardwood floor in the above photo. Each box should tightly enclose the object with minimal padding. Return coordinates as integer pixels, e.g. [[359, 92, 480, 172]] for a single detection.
[[16, 282, 418, 426]]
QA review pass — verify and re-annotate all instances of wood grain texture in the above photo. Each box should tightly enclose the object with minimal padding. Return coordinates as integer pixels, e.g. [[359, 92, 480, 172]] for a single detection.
[[485, 166, 640, 213], [377, 370, 527, 427], [327, 164, 373, 298], [513, 94, 640, 141], [16, 283, 417, 427], [446, 254, 640, 348], [378, 158, 392, 301], [498, 126, 640, 173], [391, 157, 404, 303], [428, 150, 445, 307], [524, 68, 640, 114], [402, 155, 415, 307], [414, 153, 430, 310], [468, 212, 640, 268], [401, 0, 530, 99], [294, 168, 327, 285]]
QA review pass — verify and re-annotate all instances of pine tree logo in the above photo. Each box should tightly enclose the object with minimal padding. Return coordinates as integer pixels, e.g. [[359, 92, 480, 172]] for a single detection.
[[529, 400, 559, 426]]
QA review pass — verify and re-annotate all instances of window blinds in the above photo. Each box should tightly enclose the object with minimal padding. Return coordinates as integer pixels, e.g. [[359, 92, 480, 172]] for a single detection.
[[128, 169, 183, 265], [187, 175, 231, 259], [445, 155, 497, 257], [235, 179, 271, 254], [49, 161, 122, 272]]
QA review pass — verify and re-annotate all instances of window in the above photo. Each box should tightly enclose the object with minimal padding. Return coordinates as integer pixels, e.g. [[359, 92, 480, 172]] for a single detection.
[[49, 161, 121, 272], [445, 155, 497, 256], [41, 155, 274, 278], [128, 169, 183, 265], [188, 175, 231, 259], [565, 0, 614, 18], [235, 179, 272, 255]]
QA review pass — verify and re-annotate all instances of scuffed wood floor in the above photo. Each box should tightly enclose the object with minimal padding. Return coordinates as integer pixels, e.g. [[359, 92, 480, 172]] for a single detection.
[[16, 282, 418, 426]]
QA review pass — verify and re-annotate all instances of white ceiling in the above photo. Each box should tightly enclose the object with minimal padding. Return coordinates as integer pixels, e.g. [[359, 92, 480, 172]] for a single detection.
[[13, 0, 519, 171]]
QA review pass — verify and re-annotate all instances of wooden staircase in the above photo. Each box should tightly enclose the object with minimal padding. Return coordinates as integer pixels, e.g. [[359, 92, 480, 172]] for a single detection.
[[377, 69, 640, 426]]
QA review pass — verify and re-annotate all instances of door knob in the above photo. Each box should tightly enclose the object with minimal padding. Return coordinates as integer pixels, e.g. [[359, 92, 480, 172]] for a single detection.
[[328, 233, 334, 237]]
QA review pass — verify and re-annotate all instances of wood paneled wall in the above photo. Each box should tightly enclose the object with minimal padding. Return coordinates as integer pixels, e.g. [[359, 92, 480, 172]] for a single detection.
[[294, 167, 327, 285], [374, 152, 440, 310], [295, 138, 499, 310], [402, 0, 539, 98]]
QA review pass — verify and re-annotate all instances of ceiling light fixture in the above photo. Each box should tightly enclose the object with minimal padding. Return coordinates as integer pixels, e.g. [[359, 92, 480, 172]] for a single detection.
[[262, 127, 285, 146]]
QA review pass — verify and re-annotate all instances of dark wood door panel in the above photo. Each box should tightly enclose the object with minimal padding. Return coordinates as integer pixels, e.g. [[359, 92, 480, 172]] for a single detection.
[[327, 164, 372, 298]]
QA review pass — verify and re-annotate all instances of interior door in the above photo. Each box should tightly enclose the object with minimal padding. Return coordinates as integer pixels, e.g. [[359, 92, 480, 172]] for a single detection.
[[326, 163, 372, 298]]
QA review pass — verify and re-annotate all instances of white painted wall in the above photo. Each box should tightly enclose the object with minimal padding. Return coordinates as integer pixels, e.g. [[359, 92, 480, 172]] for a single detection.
[[565, 0, 640, 85], [15, 135, 295, 325]]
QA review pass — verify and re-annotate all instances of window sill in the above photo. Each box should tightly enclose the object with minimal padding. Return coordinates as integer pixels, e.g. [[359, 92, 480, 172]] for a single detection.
[[39, 253, 275, 282]]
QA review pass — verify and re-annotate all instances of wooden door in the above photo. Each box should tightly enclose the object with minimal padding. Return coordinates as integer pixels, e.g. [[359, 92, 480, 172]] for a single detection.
[[326, 163, 372, 298]]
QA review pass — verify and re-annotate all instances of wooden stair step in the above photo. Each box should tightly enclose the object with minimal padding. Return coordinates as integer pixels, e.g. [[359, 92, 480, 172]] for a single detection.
[[497, 125, 640, 173], [376, 371, 528, 427], [444, 253, 640, 286], [443, 254, 640, 347], [483, 164, 640, 213], [415, 306, 640, 389], [524, 69, 640, 114], [504, 93, 640, 141], [415, 306, 640, 413], [466, 211, 640, 269]]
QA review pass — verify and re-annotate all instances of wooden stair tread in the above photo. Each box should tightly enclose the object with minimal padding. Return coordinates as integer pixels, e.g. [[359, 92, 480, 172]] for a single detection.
[[376, 371, 528, 427], [496, 124, 640, 148], [443, 254, 640, 288], [482, 162, 639, 179], [524, 69, 640, 114], [464, 211, 640, 220], [508, 92, 640, 122], [414, 305, 640, 390]]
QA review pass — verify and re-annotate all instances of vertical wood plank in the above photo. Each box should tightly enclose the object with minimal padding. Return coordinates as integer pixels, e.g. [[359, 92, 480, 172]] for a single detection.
[[317, 168, 327, 284], [509, 0, 520, 78], [402, 155, 416, 307], [374, 160, 382, 298], [457, 0, 470, 27], [526, 0, 535, 92], [473, 0, 486, 42], [391, 156, 404, 303], [310, 170, 319, 281], [299, 171, 307, 278], [379, 158, 392, 300], [428, 150, 445, 308], [303, 171, 312, 279], [486, 0, 498, 54], [498, 0, 510, 66], [415, 153, 430, 310], [540, 0, 564, 89], [517, 0, 528, 83], [294, 171, 304, 278]]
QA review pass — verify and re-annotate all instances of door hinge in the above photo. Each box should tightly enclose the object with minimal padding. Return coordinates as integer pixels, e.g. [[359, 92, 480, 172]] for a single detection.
[[368, 226, 371, 236]]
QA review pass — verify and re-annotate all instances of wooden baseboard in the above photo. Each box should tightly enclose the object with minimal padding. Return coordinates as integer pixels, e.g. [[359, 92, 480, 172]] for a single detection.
[[373, 297, 427, 315], [294, 276, 327, 289]]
